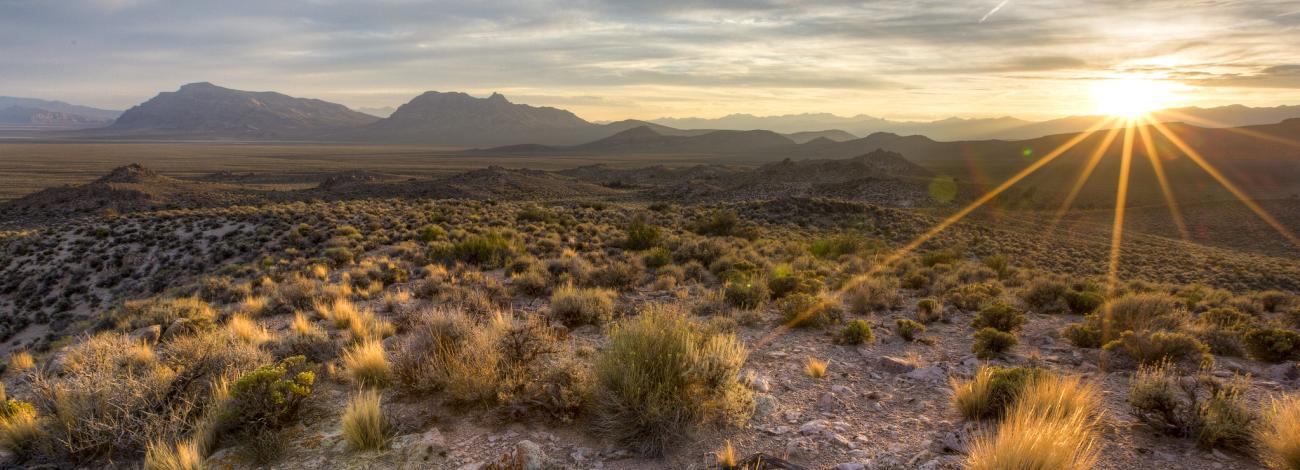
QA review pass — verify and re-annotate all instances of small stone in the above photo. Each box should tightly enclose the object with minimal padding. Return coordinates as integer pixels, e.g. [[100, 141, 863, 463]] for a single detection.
[[127, 324, 162, 345], [800, 419, 830, 435], [817, 392, 842, 412], [877, 356, 917, 373], [401, 428, 449, 468], [833, 463, 866, 470], [513, 440, 546, 470], [904, 366, 946, 383], [754, 394, 780, 418]]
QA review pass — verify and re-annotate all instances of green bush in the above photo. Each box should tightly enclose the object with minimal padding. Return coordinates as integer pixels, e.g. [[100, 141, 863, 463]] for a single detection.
[[921, 249, 959, 267], [845, 276, 901, 313], [958, 366, 1041, 420], [453, 232, 518, 268], [809, 233, 878, 259], [972, 302, 1026, 333], [550, 285, 616, 326], [1242, 327, 1300, 363], [587, 259, 644, 291], [691, 210, 743, 237], [416, 224, 448, 242], [724, 277, 769, 310], [221, 356, 316, 439], [642, 247, 672, 269], [767, 269, 823, 300], [915, 298, 947, 324], [1198, 308, 1254, 331], [1021, 279, 1070, 314], [778, 293, 840, 328], [624, 219, 661, 250], [511, 268, 552, 297], [973, 327, 1018, 359], [840, 320, 874, 345], [592, 305, 753, 456], [1064, 290, 1104, 315], [896, 319, 926, 342], [945, 282, 1003, 311], [1061, 322, 1102, 348], [1103, 330, 1211, 369], [515, 205, 556, 223]]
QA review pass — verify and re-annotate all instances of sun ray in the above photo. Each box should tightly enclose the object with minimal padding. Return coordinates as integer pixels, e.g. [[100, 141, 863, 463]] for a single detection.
[[1135, 120, 1191, 241], [1106, 119, 1137, 296], [754, 116, 1118, 349], [1048, 125, 1123, 231], [1144, 115, 1300, 249]]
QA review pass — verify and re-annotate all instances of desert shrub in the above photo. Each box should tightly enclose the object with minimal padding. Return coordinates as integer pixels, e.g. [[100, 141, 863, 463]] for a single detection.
[[592, 304, 753, 456], [341, 389, 391, 451], [1256, 291, 1294, 313], [1198, 307, 1254, 330], [220, 356, 315, 441], [921, 249, 959, 267], [144, 439, 203, 470], [104, 297, 216, 332], [324, 246, 355, 266], [895, 319, 925, 342], [982, 254, 1010, 279], [1061, 322, 1103, 348], [1256, 394, 1300, 470], [0, 397, 42, 458], [950, 365, 1041, 421], [1105, 293, 1189, 339], [1021, 279, 1070, 314], [766, 269, 822, 300], [971, 302, 1026, 333], [641, 247, 672, 269], [453, 232, 518, 268], [279, 312, 335, 362], [510, 267, 552, 297], [586, 259, 644, 291], [1128, 360, 1253, 449], [342, 340, 391, 388], [839, 319, 874, 345], [724, 276, 769, 310], [550, 284, 616, 326], [973, 327, 1018, 359], [778, 293, 840, 328], [1064, 290, 1104, 315], [1243, 327, 1300, 363], [809, 233, 878, 259], [915, 298, 947, 324], [416, 224, 448, 242], [691, 210, 742, 237], [161, 328, 272, 403], [274, 275, 325, 313], [1188, 322, 1246, 357], [844, 276, 901, 313], [624, 218, 661, 250], [515, 205, 556, 223], [1103, 330, 1211, 369], [946, 281, 1003, 311], [805, 357, 828, 378]]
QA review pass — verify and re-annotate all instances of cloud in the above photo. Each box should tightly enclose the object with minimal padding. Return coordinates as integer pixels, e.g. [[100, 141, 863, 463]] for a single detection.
[[2, 0, 1299, 120]]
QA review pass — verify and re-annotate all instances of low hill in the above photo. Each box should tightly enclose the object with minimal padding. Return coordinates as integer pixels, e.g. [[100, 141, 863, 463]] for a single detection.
[[103, 82, 378, 138], [0, 96, 121, 122], [0, 106, 112, 129], [476, 126, 795, 155], [783, 129, 858, 143], [0, 164, 270, 223], [315, 166, 620, 200]]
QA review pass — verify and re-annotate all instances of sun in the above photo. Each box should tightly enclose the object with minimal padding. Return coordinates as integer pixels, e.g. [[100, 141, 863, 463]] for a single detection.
[[1091, 78, 1176, 117]]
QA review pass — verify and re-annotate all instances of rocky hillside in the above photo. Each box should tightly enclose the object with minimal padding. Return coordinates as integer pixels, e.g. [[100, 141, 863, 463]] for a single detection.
[[350, 92, 602, 146], [105, 82, 378, 137], [0, 106, 112, 128]]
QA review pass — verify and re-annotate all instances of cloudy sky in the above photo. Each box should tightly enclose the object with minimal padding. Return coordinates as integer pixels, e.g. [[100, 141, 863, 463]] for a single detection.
[[3, 0, 1300, 121]]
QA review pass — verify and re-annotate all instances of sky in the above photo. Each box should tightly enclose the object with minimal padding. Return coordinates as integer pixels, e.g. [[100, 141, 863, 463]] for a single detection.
[[3, 0, 1300, 121]]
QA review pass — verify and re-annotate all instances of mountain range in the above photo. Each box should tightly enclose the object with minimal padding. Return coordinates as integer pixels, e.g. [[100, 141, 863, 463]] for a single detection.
[[0, 96, 120, 129], [649, 105, 1300, 141]]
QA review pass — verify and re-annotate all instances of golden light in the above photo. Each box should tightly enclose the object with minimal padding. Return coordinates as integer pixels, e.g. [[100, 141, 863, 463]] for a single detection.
[[1092, 78, 1176, 117]]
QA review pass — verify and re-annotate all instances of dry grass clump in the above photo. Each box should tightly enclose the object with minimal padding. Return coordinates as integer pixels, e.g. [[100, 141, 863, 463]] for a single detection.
[[0, 390, 43, 458], [1128, 360, 1255, 450], [965, 370, 1102, 470], [144, 438, 204, 470], [1064, 292, 1190, 348], [951, 365, 1042, 421], [778, 292, 841, 328], [1257, 394, 1300, 470], [341, 389, 391, 451], [227, 314, 275, 344], [965, 399, 1099, 470], [342, 340, 391, 388], [592, 304, 753, 456], [107, 296, 217, 331], [8, 350, 34, 372], [805, 357, 828, 378], [549, 284, 616, 326]]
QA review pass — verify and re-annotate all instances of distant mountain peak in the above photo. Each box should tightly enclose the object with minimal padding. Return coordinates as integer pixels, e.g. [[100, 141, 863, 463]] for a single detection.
[[97, 163, 164, 184], [107, 82, 377, 137]]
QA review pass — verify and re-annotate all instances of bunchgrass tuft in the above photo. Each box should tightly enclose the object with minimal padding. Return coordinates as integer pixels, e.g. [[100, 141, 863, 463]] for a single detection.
[[341, 388, 391, 451]]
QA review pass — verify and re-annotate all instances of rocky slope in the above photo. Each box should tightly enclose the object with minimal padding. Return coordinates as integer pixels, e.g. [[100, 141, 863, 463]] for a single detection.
[[104, 82, 378, 137]]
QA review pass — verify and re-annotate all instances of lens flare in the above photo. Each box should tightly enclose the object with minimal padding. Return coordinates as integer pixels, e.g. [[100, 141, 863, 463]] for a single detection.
[[1092, 78, 1176, 117]]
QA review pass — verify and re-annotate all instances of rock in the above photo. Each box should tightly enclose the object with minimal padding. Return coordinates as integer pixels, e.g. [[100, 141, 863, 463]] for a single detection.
[[831, 384, 853, 395], [513, 440, 547, 470], [817, 392, 843, 412], [746, 373, 773, 392], [877, 356, 917, 373], [162, 318, 192, 340], [828, 432, 854, 448], [42, 350, 70, 376], [128, 324, 162, 345], [400, 428, 448, 469], [833, 463, 866, 470], [571, 446, 593, 462], [800, 419, 830, 435], [903, 366, 946, 383], [1263, 362, 1299, 382], [754, 394, 780, 418]]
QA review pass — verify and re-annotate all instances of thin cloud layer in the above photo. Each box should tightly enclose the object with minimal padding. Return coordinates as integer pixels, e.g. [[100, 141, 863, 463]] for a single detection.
[[3, 0, 1299, 120]]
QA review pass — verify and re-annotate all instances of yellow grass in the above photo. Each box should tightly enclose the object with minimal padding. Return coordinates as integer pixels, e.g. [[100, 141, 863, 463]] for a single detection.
[[1014, 373, 1101, 421], [8, 351, 34, 372], [0, 406, 43, 455], [717, 440, 738, 467], [227, 314, 274, 344], [144, 438, 205, 470], [951, 366, 996, 420], [291, 311, 326, 338], [966, 401, 1099, 470], [341, 389, 391, 451], [236, 295, 270, 317], [342, 340, 390, 388], [1258, 394, 1300, 470], [805, 357, 828, 379]]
